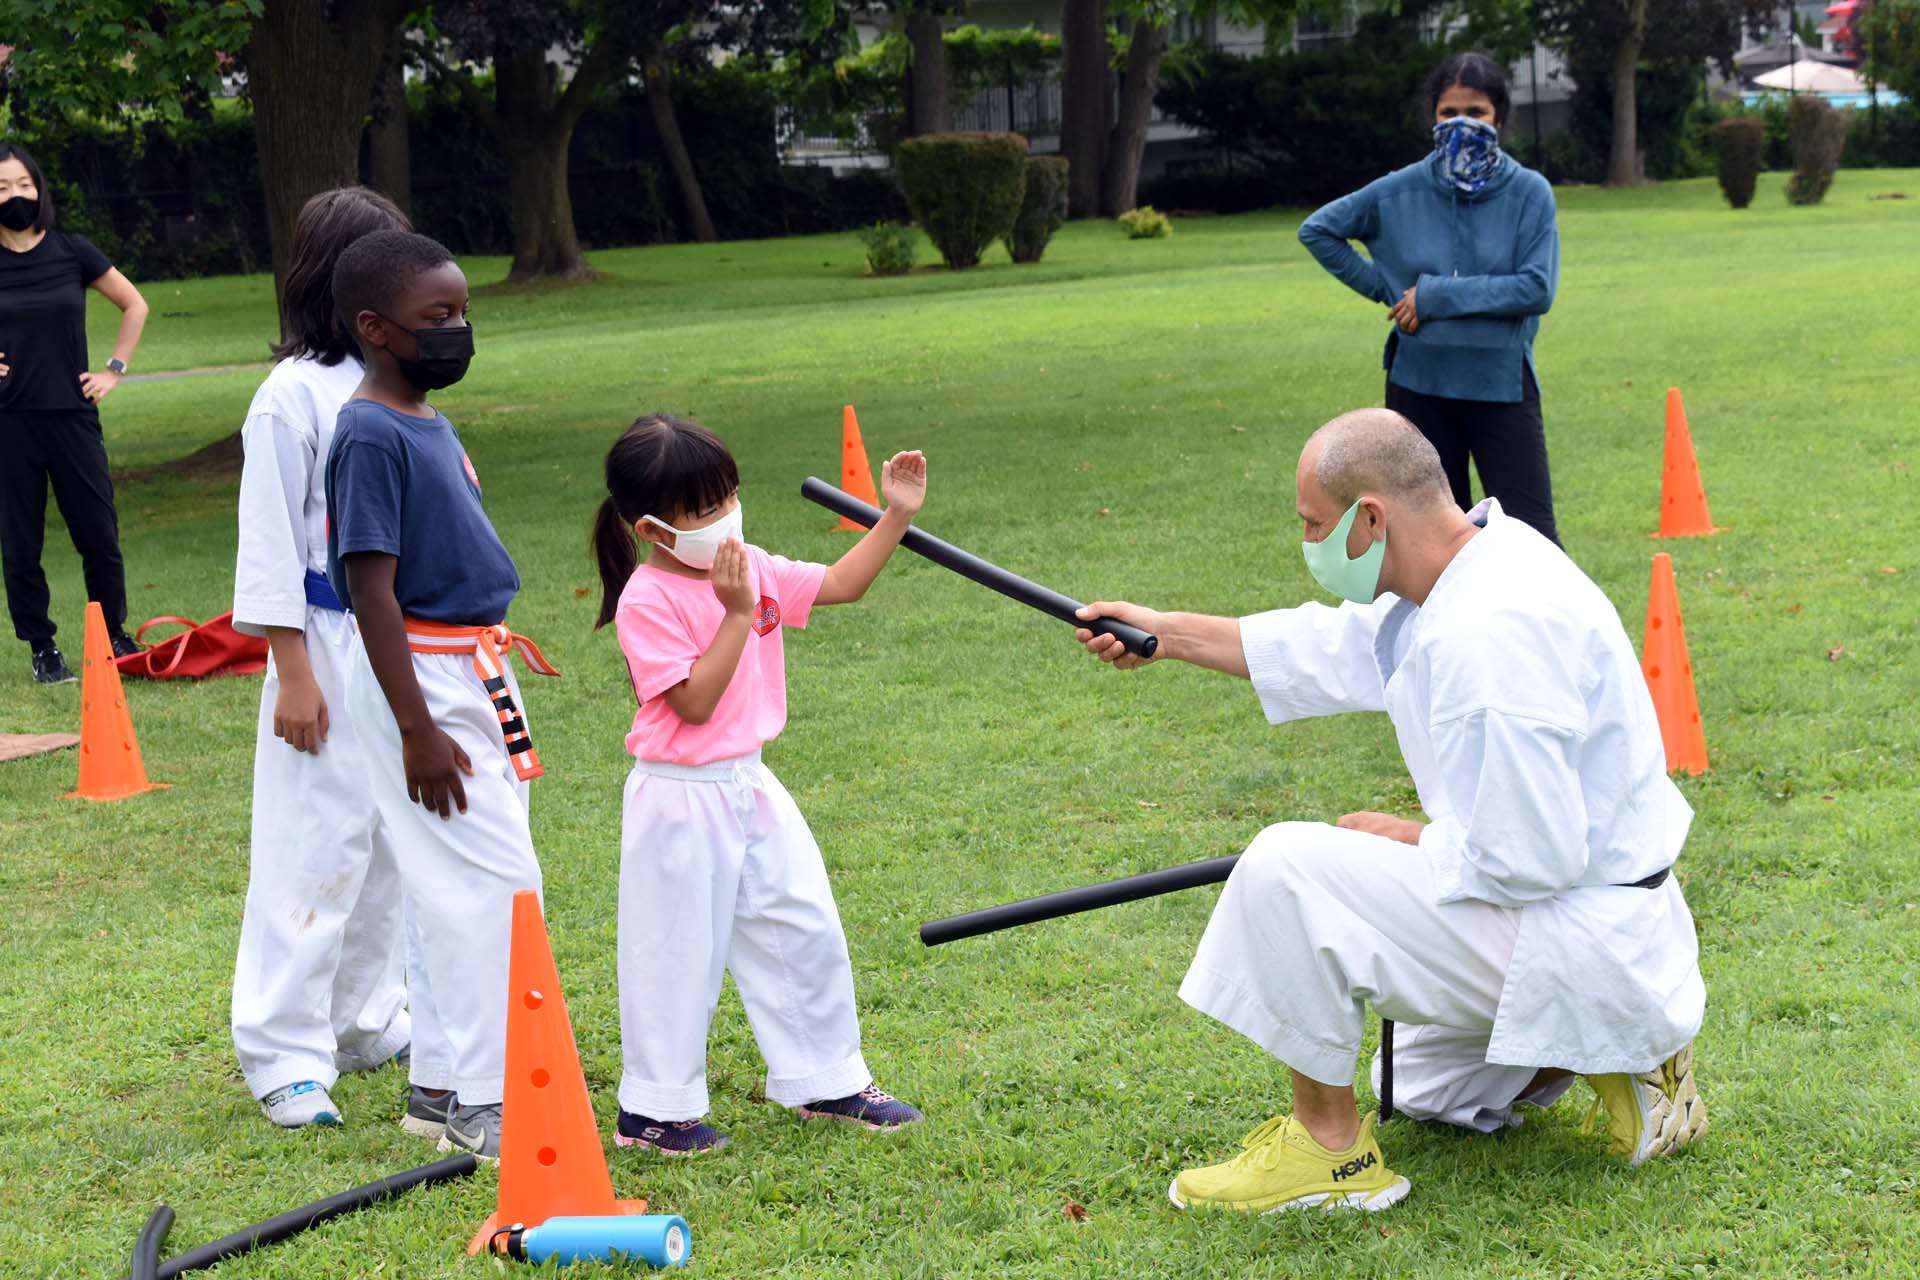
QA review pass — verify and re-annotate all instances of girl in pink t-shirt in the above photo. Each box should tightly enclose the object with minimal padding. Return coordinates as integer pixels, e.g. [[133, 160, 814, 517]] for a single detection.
[[589, 412, 927, 1154]]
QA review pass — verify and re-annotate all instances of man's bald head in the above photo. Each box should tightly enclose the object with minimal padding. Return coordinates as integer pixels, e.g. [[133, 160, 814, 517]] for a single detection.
[[1302, 409, 1453, 511]]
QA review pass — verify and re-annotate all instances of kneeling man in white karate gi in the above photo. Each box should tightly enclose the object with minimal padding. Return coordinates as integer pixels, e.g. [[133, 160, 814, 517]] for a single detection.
[[1076, 408, 1707, 1214]]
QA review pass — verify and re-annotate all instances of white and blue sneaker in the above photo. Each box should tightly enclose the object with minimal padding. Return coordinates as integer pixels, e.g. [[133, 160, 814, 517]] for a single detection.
[[261, 1080, 342, 1129]]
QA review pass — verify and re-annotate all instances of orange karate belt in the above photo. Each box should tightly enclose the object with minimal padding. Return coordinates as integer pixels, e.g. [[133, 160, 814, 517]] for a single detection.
[[405, 619, 561, 782]]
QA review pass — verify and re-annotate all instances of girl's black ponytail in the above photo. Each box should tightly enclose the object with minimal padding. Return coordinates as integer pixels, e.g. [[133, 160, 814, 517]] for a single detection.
[[592, 495, 638, 629]]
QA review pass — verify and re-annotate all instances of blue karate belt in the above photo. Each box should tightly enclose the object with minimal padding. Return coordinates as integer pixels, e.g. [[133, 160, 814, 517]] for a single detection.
[[305, 569, 345, 612], [1378, 865, 1673, 1124]]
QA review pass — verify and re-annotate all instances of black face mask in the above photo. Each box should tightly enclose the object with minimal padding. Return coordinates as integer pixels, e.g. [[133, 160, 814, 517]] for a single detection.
[[0, 196, 40, 232], [381, 316, 474, 392]]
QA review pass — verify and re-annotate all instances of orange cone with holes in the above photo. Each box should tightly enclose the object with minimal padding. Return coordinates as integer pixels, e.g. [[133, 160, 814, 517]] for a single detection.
[[833, 405, 880, 532], [467, 891, 647, 1255], [1654, 388, 1719, 538], [1641, 554, 1708, 775], [67, 601, 166, 801]]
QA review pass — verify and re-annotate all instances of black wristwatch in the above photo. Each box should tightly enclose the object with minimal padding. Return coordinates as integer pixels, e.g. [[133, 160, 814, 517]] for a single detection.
[[106, 357, 128, 375]]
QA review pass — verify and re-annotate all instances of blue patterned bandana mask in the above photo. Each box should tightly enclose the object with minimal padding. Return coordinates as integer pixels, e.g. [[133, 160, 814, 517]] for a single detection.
[[1433, 117, 1503, 194]]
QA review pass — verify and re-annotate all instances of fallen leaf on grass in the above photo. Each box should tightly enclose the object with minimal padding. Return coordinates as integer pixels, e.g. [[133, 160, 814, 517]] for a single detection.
[[1137, 800, 1160, 808], [1784, 603, 1803, 615], [1880, 566, 1898, 574], [574, 587, 591, 598], [1099, 507, 1111, 516], [1821, 794, 1836, 802], [1827, 645, 1846, 661], [1062, 1199, 1089, 1222]]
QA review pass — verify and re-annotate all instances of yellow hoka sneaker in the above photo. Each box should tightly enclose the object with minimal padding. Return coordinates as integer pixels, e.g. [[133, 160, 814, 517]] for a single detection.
[[1582, 1043, 1708, 1165], [1169, 1111, 1410, 1214]]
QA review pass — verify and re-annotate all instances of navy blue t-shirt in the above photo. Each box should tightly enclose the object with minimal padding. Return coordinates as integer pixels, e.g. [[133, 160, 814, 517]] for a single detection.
[[324, 399, 519, 624]]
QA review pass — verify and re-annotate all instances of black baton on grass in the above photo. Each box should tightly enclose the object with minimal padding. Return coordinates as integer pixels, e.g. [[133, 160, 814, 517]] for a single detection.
[[920, 855, 1239, 945], [801, 477, 1158, 658], [139, 1154, 479, 1279]]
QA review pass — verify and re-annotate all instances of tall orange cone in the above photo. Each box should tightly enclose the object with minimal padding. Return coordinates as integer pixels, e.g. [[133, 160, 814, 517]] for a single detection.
[[67, 601, 166, 801], [1654, 387, 1719, 538], [467, 890, 647, 1255], [1641, 554, 1708, 776], [833, 404, 880, 532]]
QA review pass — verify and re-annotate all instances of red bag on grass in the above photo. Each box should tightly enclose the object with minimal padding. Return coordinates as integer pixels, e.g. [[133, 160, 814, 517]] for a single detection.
[[114, 613, 268, 680]]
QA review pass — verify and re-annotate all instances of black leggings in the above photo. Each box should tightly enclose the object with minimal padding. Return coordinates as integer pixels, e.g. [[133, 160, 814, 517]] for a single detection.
[[0, 409, 128, 646], [1385, 371, 1561, 547]]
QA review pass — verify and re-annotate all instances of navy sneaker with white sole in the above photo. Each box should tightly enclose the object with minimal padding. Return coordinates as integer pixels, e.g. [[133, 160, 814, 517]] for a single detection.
[[615, 1109, 730, 1156], [798, 1083, 923, 1130]]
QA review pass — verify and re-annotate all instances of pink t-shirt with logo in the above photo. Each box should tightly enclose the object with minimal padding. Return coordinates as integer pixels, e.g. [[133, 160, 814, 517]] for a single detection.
[[615, 544, 827, 765]]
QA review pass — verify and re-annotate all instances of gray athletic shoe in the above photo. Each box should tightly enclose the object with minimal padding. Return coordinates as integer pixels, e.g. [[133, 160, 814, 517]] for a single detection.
[[438, 1100, 503, 1161], [401, 1085, 453, 1139]]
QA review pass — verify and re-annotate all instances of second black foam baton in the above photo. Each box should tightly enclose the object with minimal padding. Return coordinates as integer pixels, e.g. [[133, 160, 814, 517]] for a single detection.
[[800, 476, 1158, 658]]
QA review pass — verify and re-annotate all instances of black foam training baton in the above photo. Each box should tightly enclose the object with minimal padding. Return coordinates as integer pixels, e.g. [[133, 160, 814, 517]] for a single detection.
[[133, 1154, 479, 1279], [920, 855, 1239, 945], [800, 477, 1158, 658], [919, 856, 1406, 1121]]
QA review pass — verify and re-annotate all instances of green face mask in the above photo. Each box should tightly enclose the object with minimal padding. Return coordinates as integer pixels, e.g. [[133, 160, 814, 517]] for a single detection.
[[1300, 498, 1386, 603]]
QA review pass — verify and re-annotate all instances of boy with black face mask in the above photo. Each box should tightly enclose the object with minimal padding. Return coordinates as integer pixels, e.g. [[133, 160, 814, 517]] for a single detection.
[[323, 230, 554, 1158]]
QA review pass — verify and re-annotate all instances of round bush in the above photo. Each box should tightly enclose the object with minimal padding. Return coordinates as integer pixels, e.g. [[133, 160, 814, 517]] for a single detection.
[[1785, 97, 1848, 207], [1711, 117, 1765, 209], [1005, 155, 1069, 264], [895, 131, 1029, 269]]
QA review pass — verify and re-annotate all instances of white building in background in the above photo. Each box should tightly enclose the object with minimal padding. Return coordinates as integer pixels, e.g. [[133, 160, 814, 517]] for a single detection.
[[785, 3, 1570, 179]]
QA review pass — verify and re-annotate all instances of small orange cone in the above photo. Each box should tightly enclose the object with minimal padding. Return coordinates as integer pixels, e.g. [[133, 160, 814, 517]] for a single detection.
[[468, 890, 646, 1255], [834, 404, 880, 532], [1641, 554, 1708, 776], [67, 602, 166, 801], [1653, 387, 1719, 538]]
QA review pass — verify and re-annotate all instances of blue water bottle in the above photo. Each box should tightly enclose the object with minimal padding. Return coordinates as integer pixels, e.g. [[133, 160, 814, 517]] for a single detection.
[[501, 1214, 691, 1268]]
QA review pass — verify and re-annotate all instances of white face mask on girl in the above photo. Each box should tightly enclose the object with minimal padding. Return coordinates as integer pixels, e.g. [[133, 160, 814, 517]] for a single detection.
[[644, 502, 743, 571]]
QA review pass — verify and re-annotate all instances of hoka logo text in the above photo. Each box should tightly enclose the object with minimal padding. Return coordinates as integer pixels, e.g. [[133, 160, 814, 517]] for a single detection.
[[1331, 1152, 1377, 1181]]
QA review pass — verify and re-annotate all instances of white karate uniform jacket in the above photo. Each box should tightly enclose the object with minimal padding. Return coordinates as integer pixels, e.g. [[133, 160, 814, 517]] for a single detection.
[[1238, 501, 1705, 1075]]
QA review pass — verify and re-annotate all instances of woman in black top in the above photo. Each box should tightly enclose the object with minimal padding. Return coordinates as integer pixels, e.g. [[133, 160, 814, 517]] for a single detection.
[[0, 142, 150, 683]]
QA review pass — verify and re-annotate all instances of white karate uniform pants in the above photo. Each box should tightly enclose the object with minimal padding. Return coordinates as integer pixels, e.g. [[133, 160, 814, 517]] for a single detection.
[[231, 608, 413, 1099], [617, 753, 870, 1121], [344, 636, 543, 1105], [1179, 821, 1574, 1133]]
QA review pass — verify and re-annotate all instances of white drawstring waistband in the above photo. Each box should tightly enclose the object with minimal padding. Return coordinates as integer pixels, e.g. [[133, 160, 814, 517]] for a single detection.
[[631, 750, 765, 786]]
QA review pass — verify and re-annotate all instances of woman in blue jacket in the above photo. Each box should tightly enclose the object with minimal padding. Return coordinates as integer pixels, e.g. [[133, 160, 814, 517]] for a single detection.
[[1299, 53, 1561, 545]]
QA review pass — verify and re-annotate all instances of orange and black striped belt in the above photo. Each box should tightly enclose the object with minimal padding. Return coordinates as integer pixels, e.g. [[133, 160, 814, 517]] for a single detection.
[[404, 618, 561, 782]]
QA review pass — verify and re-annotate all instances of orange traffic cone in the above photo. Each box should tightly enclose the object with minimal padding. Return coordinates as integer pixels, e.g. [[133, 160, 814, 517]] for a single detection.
[[67, 601, 166, 801], [467, 890, 647, 1255], [1653, 387, 1719, 538], [1641, 554, 1708, 776], [833, 404, 880, 532]]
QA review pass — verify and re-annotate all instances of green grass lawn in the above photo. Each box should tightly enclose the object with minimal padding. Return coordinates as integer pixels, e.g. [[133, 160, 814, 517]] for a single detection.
[[4, 170, 1918, 1278]]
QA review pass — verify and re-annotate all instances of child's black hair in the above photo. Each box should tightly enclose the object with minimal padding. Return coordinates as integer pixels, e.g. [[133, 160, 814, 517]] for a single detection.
[[0, 142, 56, 232], [592, 414, 741, 628], [274, 187, 411, 366], [1424, 51, 1510, 127], [330, 229, 457, 350]]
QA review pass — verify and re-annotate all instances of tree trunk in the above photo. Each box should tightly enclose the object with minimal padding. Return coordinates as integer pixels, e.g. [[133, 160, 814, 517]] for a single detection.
[[491, 42, 595, 282], [904, 7, 953, 137], [1605, 0, 1648, 187], [246, 0, 405, 332], [1099, 17, 1163, 216], [643, 48, 718, 244], [1061, 0, 1109, 218], [367, 53, 412, 220]]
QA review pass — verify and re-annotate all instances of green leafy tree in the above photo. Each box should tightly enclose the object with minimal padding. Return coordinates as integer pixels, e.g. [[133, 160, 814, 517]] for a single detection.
[[1531, 0, 1775, 186]]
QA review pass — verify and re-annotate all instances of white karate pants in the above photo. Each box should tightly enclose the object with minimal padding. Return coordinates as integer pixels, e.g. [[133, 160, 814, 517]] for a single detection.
[[1180, 821, 1574, 1133], [617, 753, 869, 1121], [344, 635, 543, 1105], [231, 607, 412, 1099]]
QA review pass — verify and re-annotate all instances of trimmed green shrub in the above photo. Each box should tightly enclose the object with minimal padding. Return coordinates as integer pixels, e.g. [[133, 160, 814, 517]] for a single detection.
[[1711, 117, 1766, 209], [1005, 155, 1068, 264], [1117, 206, 1172, 239], [859, 222, 919, 275], [1786, 96, 1848, 205], [894, 131, 1029, 269]]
